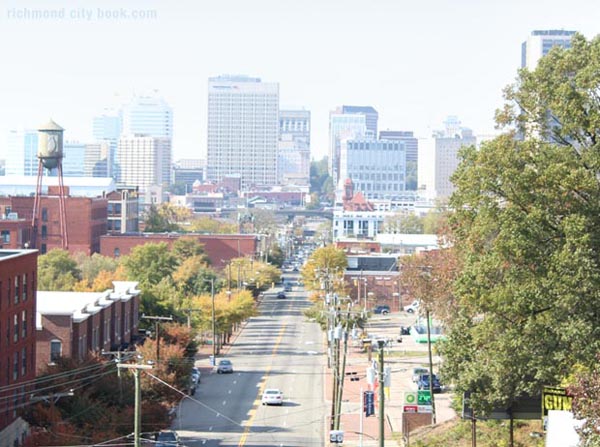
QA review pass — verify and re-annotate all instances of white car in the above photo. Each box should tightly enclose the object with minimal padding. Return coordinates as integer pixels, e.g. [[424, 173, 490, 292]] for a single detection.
[[404, 300, 420, 313], [261, 388, 284, 406]]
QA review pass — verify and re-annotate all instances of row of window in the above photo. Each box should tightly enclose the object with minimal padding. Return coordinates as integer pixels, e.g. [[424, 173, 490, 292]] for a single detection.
[[2, 311, 29, 348], [6, 347, 29, 382], [0, 275, 30, 309]]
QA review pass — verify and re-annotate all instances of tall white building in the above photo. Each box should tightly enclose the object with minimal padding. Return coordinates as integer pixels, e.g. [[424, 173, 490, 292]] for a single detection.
[[5, 129, 38, 176], [84, 142, 112, 177], [278, 110, 310, 185], [329, 112, 367, 186], [117, 136, 172, 192], [92, 110, 121, 179], [121, 95, 173, 138], [521, 30, 576, 70], [207, 75, 279, 189], [419, 116, 476, 199]]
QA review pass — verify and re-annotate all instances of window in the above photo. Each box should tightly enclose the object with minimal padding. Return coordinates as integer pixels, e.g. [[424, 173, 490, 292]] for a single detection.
[[41, 244, 47, 254], [41, 208, 48, 222], [13, 353, 18, 380], [50, 340, 62, 362], [14, 277, 19, 304], [1, 231, 9, 243], [41, 225, 47, 240], [22, 274, 27, 301], [21, 311, 26, 339], [13, 315, 18, 343], [114, 248, 120, 257], [21, 347, 26, 376]]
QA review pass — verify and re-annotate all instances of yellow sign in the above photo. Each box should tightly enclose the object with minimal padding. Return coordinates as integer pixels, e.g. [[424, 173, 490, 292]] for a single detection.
[[542, 386, 573, 416]]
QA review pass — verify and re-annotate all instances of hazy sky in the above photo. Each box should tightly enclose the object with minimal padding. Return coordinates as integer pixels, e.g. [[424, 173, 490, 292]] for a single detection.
[[1, 0, 599, 161]]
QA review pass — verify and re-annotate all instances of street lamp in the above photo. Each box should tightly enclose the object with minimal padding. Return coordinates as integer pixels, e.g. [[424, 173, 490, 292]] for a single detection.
[[204, 278, 216, 365]]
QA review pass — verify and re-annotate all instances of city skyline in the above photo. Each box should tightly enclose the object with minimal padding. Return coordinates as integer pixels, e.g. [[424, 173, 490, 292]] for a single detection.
[[1, 0, 599, 162]]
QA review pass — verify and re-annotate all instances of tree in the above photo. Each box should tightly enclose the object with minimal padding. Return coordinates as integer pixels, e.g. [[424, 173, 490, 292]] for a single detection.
[[121, 242, 178, 287], [568, 359, 600, 446], [38, 249, 81, 291], [310, 157, 334, 202], [268, 242, 285, 267], [73, 252, 120, 289], [441, 34, 600, 414], [383, 211, 424, 234], [188, 216, 238, 234], [301, 245, 347, 294], [144, 203, 191, 233], [172, 237, 210, 265]]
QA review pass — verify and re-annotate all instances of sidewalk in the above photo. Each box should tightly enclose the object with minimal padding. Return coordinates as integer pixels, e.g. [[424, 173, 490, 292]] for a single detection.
[[324, 312, 457, 446]]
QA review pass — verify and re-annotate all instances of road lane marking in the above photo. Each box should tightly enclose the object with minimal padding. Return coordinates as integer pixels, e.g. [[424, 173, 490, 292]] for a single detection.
[[238, 323, 287, 447]]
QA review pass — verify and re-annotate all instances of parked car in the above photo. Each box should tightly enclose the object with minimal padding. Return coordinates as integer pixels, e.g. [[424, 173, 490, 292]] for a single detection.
[[373, 305, 390, 315], [156, 430, 179, 446], [262, 388, 284, 405], [411, 367, 429, 383], [417, 374, 442, 393], [404, 300, 420, 313], [284, 283, 293, 292], [217, 359, 233, 374], [277, 292, 286, 299]]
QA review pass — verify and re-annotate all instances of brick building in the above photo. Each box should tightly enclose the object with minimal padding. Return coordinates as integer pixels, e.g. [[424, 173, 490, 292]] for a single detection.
[[0, 250, 38, 447], [0, 187, 108, 255], [106, 187, 140, 235], [100, 233, 258, 268], [36, 281, 140, 373], [0, 216, 31, 250]]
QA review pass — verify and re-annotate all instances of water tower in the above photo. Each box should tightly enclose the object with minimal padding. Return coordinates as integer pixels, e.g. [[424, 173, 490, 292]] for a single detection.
[[32, 120, 69, 250]]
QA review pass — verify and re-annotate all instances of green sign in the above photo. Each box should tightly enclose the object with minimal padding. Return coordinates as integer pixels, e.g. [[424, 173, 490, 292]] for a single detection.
[[418, 390, 431, 405], [404, 392, 417, 405]]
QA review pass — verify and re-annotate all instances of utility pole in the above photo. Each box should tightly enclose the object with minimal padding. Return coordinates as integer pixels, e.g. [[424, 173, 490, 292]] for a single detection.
[[203, 278, 217, 361], [141, 315, 173, 364], [377, 339, 386, 447], [118, 363, 153, 447], [182, 308, 203, 329], [101, 350, 125, 403], [426, 308, 437, 424], [335, 305, 350, 431]]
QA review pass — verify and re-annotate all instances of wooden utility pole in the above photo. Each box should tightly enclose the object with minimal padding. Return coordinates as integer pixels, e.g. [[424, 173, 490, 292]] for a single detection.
[[141, 315, 173, 364], [377, 339, 386, 447], [118, 363, 152, 447]]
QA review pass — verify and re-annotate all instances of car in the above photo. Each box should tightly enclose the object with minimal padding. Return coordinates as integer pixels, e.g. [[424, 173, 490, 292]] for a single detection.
[[411, 367, 429, 383], [262, 388, 284, 405], [277, 292, 286, 299], [417, 373, 442, 393], [217, 359, 233, 374], [404, 300, 420, 313], [373, 305, 390, 315], [156, 430, 179, 446], [284, 283, 292, 292]]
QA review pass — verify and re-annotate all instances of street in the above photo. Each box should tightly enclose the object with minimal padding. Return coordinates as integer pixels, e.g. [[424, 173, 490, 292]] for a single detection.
[[173, 277, 327, 446]]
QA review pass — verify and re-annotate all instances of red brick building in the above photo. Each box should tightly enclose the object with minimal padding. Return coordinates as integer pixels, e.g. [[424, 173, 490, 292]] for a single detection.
[[0, 216, 31, 250], [0, 187, 108, 255], [36, 281, 140, 373], [0, 250, 38, 446], [100, 233, 258, 268]]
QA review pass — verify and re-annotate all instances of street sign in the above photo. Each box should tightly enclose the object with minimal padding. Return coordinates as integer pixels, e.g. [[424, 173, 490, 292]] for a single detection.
[[404, 391, 417, 405], [418, 405, 433, 413], [329, 430, 344, 443], [364, 391, 375, 417], [403, 405, 418, 413], [418, 390, 432, 405]]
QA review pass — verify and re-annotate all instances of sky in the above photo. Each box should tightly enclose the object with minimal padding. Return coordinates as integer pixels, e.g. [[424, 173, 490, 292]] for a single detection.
[[1, 0, 599, 162]]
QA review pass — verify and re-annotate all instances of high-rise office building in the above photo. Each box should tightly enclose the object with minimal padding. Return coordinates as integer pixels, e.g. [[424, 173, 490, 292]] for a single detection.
[[341, 105, 378, 137], [117, 136, 172, 192], [121, 95, 173, 138], [329, 112, 367, 186], [84, 142, 112, 177], [62, 142, 87, 177], [207, 75, 279, 189], [92, 110, 121, 179], [521, 30, 576, 70], [379, 130, 419, 190], [420, 116, 476, 199], [278, 110, 310, 185], [339, 139, 406, 200], [5, 129, 38, 176]]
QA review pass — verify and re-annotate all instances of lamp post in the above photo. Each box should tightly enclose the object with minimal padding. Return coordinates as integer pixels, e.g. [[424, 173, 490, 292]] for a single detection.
[[203, 278, 216, 363]]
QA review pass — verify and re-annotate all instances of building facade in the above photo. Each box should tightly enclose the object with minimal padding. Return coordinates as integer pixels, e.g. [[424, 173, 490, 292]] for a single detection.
[[341, 105, 378, 137], [5, 130, 38, 177], [521, 29, 576, 70], [329, 112, 366, 186], [339, 139, 407, 199], [0, 250, 37, 447], [84, 141, 113, 178], [207, 75, 280, 189], [36, 281, 141, 372], [121, 95, 173, 139], [173, 159, 205, 192], [278, 110, 311, 186], [106, 187, 139, 235], [62, 142, 87, 177], [117, 136, 172, 192], [92, 110, 122, 179], [379, 130, 418, 190]]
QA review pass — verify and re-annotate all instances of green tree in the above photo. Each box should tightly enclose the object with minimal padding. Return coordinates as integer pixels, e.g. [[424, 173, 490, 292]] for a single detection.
[[144, 203, 191, 232], [73, 252, 119, 288], [441, 34, 600, 414], [172, 237, 210, 265], [383, 211, 424, 234], [301, 245, 347, 294], [310, 157, 334, 202], [38, 249, 81, 291], [188, 216, 238, 234], [268, 242, 285, 267], [121, 242, 178, 287]]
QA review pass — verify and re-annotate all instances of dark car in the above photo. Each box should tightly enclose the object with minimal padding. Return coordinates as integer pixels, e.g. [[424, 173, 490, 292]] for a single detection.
[[373, 305, 391, 315], [284, 283, 292, 292], [277, 292, 286, 299], [417, 374, 442, 393]]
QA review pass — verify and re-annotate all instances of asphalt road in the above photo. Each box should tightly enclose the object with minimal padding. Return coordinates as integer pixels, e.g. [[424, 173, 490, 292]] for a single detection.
[[174, 278, 326, 446]]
